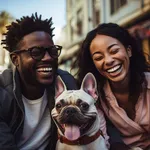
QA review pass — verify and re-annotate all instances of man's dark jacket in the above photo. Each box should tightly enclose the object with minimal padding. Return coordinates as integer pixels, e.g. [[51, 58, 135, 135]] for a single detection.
[[0, 68, 77, 150]]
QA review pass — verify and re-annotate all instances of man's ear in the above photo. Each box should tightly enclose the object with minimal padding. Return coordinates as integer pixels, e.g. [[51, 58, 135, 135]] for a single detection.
[[10, 53, 19, 67], [127, 45, 132, 57]]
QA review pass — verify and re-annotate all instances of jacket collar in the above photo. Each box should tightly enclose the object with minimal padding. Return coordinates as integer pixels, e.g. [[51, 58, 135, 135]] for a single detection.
[[12, 67, 24, 109]]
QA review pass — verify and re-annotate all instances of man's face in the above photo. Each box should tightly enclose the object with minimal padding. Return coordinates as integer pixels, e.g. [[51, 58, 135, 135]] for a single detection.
[[12, 31, 58, 87]]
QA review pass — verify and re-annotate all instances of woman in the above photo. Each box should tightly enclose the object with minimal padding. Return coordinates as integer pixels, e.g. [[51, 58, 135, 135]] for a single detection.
[[73, 23, 150, 150]]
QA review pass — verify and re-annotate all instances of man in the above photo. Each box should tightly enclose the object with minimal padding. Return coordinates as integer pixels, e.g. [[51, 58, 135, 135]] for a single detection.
[[0, 13, 77, 150]]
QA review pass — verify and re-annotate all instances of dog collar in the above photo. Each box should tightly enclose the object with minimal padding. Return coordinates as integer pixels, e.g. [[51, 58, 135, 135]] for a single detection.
[[58, 129, 103, 145]]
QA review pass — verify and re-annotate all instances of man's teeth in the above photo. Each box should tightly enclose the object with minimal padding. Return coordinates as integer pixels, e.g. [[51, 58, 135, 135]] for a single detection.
[[37, 68, 52, 72], [107, 65, 121, 73]]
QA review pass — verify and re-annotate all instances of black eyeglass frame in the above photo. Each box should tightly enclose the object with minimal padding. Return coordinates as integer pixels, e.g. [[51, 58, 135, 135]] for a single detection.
[[10, 45, 62, 61]]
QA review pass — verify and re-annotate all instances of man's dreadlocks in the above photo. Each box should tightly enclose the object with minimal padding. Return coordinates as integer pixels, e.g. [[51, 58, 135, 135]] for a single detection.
[[2, 12, 55, 52]]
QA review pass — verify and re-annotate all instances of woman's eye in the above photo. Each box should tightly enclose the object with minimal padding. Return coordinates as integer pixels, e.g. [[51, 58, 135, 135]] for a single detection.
[[110, 49, 119, 54], [93, 56, 103, 61]]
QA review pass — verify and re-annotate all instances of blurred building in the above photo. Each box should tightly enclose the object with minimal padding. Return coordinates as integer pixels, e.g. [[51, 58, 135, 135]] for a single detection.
[[101, 0, 150, 63], [58, 0, 150, 75], [58, 0, 101, 75]]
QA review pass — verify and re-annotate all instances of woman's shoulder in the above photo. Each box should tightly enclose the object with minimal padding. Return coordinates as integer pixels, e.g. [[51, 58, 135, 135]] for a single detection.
[[144, 72, 150, 89]]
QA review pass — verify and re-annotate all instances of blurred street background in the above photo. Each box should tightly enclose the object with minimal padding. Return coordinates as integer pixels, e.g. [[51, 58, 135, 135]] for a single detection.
[[0, 0, 150, 75]]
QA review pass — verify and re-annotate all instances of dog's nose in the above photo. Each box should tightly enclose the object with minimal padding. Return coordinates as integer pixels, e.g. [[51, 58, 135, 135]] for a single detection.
[[65, 107, 77, 116]]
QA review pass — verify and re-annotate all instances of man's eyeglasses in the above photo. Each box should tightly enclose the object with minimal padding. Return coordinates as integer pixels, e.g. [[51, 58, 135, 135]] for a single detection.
[[10, 45, 62, 61]]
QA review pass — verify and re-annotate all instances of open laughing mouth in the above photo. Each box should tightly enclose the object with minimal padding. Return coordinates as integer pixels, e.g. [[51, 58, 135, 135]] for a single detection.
[[105, 64, 123, 77], [36, 67, 54, 77], [37, 67, 52, 73], [106, 64, 122, 73]]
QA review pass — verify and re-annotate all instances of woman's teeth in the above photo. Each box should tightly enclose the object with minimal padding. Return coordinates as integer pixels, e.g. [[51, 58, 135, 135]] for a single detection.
[[107, 65, 121, 73]]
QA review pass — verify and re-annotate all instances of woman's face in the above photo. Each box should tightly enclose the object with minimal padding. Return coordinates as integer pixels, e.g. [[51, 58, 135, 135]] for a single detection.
[[90, 34, 132, 84]]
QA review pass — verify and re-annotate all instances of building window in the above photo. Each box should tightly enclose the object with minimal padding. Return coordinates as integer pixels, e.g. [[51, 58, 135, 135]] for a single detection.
[[110, 0, 127, 14], [70, 9, 83, 41], [70, 18, 75, 41], [93, 0, 100, 27], [76, 9, 83, 36]]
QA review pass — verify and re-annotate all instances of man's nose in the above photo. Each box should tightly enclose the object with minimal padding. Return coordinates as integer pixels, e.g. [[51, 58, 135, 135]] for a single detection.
[[42, 51, 53, 61]]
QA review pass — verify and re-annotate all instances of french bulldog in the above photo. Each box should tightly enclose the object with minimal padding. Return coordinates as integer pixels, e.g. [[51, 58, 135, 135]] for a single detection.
[[51, 73, 108, 150]]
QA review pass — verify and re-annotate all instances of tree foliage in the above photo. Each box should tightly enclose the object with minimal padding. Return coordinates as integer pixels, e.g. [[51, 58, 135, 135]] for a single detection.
[[0, 11, 13, 33]]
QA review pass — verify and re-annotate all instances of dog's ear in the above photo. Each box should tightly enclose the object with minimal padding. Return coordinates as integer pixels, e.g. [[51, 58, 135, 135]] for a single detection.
[[55, 76, 67, 98], [81, 73, 98, 101]]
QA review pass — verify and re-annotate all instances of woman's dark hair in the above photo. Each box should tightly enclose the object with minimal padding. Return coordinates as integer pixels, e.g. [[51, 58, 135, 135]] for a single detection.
[[2, 12, 55, 52], [73, 23, 149, 107]]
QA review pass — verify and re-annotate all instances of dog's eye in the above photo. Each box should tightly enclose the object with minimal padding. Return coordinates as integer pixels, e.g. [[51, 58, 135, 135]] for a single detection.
[[80, 103, 89, 110], [56, 103, 62, 109]]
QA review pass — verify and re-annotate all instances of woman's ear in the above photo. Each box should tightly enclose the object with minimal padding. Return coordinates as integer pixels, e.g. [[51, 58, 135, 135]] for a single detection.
[[10, 53, 19, 67], [127, 45, 132, 57]]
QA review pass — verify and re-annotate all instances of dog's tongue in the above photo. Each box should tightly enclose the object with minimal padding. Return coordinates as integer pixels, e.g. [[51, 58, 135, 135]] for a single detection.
[[64, 125, 80, 141]]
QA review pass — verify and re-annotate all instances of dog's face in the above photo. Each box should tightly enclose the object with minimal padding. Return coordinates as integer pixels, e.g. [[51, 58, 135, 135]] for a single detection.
[[51, 73, 99, 141]]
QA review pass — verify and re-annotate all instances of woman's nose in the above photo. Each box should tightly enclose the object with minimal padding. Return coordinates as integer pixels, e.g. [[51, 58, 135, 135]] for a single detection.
[[104, 55, 114, 66]]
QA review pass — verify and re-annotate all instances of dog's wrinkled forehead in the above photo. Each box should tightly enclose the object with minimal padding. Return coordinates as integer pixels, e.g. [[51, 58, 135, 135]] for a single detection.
[[55, 89, 95, 105]]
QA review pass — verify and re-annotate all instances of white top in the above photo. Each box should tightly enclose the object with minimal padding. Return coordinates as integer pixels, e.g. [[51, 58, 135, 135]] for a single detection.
[[17, 91, 51, 150]]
